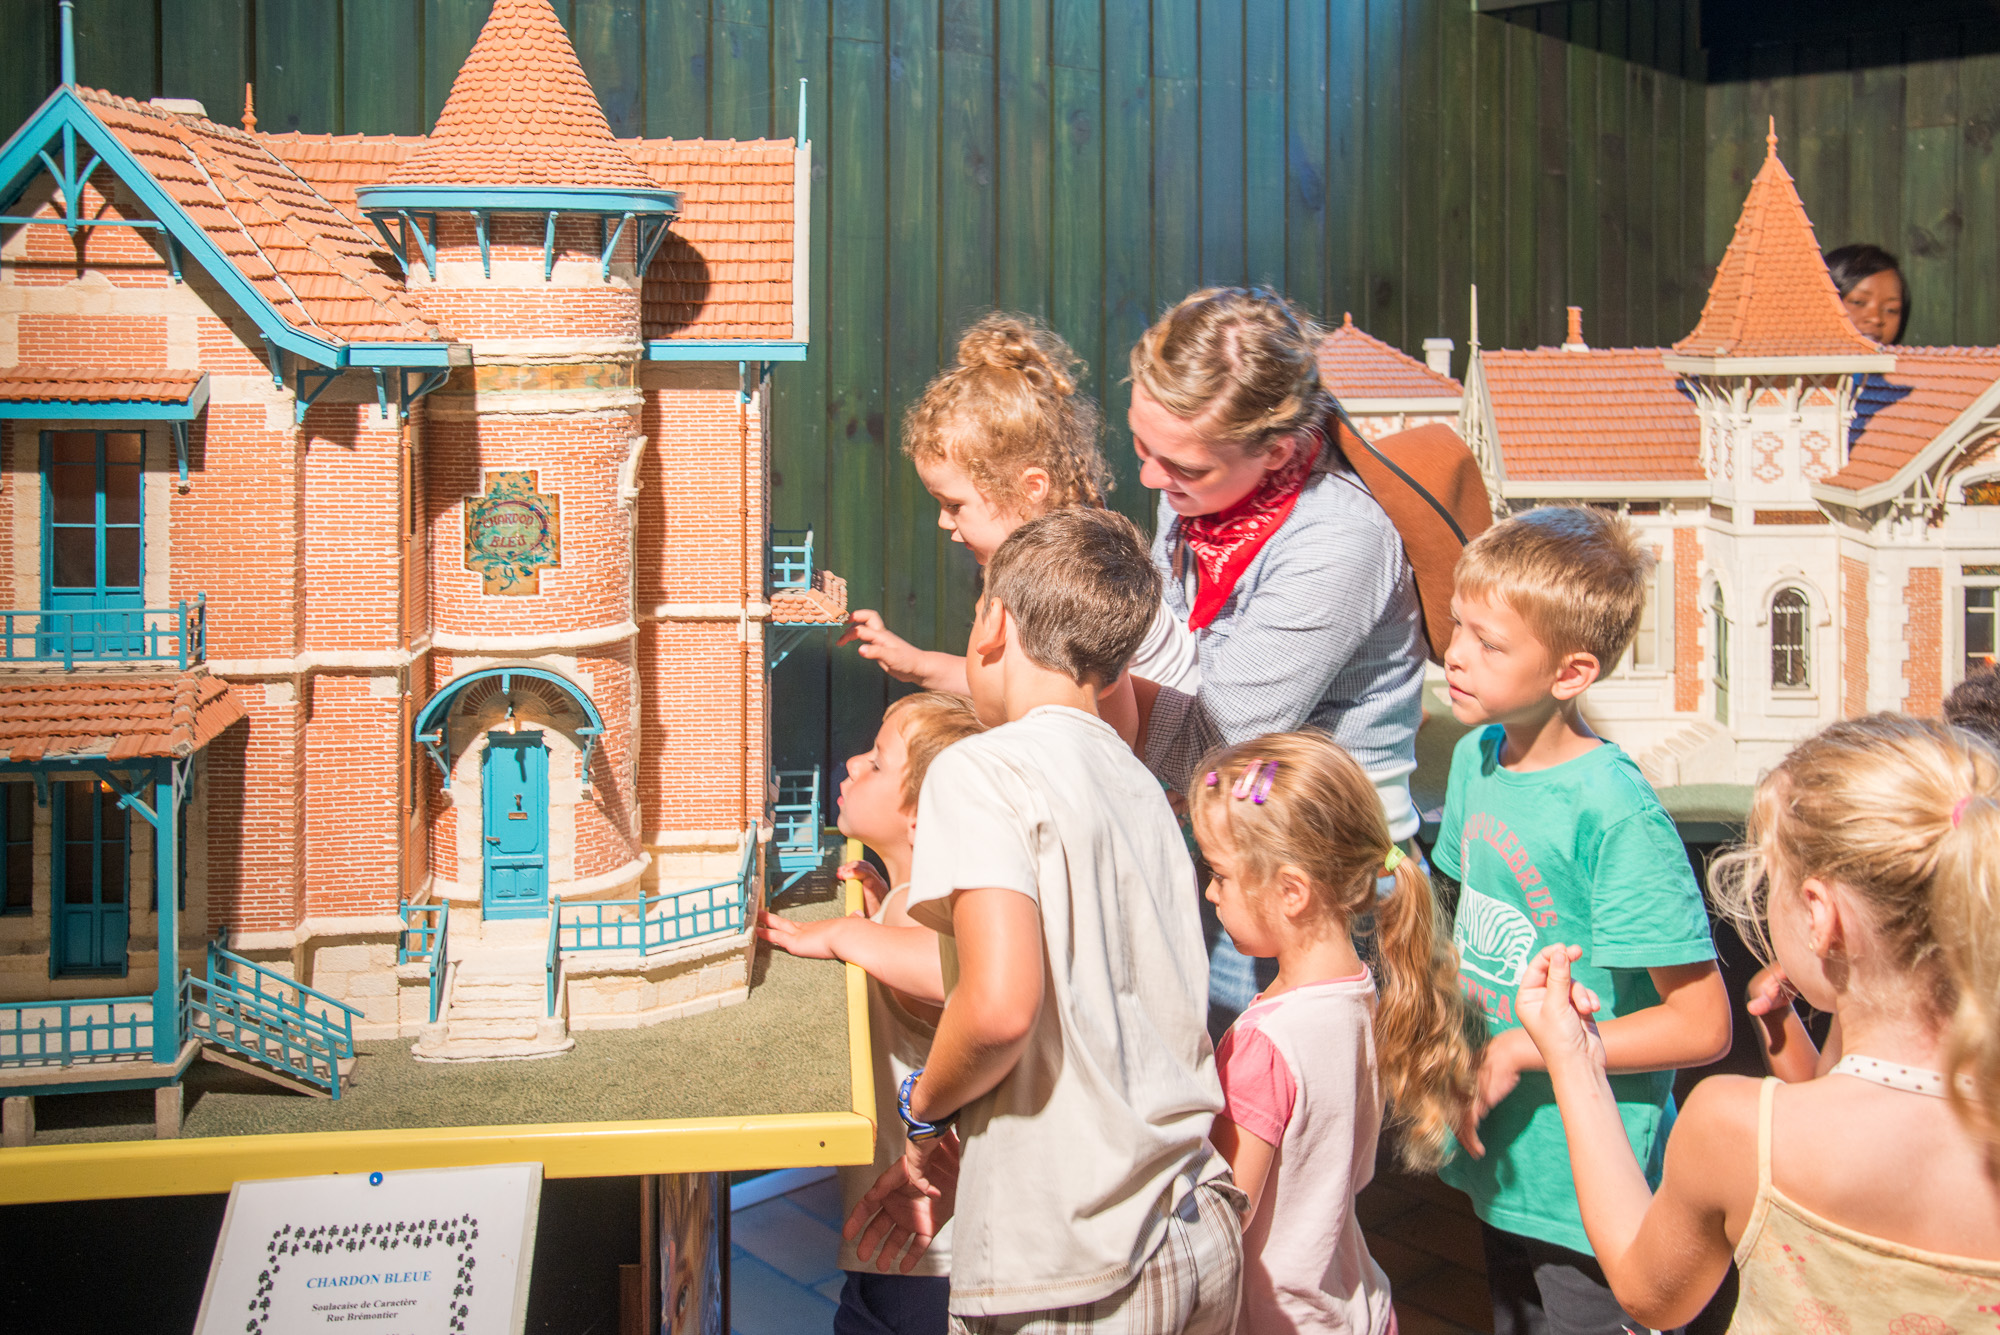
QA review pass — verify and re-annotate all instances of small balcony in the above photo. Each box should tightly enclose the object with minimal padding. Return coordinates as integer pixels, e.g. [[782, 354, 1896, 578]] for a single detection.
[[769, 528, 815, 592], [0, 597, 207, 670]]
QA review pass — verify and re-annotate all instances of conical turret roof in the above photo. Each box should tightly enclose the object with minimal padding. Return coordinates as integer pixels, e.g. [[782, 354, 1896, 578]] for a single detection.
[[1673, 122, 1881, 361], [389, 0, 656, 189]]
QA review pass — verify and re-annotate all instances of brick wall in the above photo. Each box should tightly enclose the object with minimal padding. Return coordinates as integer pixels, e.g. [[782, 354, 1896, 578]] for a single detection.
[[172, 402, 305, 660], [303, 674, 404, 916], [638, 619, 766, 833], [206, 683, 308, 933], [1843, 555, 1870, 718], [303, 402, 406, 652], [1673, 527, 1701, 711], [1902, 565, 1943, 715]]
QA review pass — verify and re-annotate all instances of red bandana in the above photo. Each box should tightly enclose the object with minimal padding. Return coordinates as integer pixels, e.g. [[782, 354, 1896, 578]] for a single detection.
[[1178, 427, 1324, 630]]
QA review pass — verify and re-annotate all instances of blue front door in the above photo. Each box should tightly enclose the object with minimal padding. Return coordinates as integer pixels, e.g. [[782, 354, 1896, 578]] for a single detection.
[[44, 431, 145, 657], [482, 732, 549, 919], [53, 780, 129, 976]]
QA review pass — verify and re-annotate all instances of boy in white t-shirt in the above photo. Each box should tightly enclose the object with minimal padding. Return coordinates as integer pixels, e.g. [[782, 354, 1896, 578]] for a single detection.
[[845, 507, 1240, 1335]]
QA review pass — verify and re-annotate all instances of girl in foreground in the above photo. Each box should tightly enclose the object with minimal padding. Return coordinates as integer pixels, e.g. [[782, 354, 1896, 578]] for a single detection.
[[1515, 713, 2000, 1331], [1189, 732, 1476, 1334]]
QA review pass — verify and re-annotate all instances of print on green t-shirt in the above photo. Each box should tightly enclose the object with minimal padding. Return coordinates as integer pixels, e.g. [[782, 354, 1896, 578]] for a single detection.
[[1433, 726, 1716, 1255]]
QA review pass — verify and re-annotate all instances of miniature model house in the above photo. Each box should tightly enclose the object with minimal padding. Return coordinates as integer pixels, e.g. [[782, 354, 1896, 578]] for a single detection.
[[0, 0, 839, 1130], [1317, 312, 1463, 443], [1455, 126, 2000, 784]]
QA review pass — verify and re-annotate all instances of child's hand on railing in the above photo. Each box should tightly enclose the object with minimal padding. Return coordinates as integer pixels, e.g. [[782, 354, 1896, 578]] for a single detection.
[[757, 908, 860, 961], [837, 858, 890, 916]]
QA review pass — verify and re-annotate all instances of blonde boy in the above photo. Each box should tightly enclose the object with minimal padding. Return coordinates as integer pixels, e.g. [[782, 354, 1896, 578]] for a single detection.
[[760, 691, 985, 1335], [1436, 506, 1731, 1335], [847, 508, 1238, 1335]]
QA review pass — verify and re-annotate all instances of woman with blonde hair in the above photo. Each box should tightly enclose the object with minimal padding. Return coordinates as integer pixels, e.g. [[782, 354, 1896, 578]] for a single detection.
[[1128, 286, 1427, 1027]]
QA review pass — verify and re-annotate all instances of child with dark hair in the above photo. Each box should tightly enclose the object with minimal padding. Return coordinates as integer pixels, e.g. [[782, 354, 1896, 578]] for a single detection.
[[1945, 668, 2000, 750]]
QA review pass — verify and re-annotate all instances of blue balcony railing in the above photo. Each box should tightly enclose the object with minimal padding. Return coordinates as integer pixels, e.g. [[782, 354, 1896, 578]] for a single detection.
[[1, 596, 206, 669], [398, 900, 451, 1024], [552, 827, 757, 958], [773, 769, 826, 891], [182, 943, 362, 1098], [0, 996, 155, 1067], [769, 529, 814, 591]]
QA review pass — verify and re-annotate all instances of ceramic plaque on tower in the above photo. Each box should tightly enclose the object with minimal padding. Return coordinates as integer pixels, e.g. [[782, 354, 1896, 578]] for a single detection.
[[464, 470, 562, 594]]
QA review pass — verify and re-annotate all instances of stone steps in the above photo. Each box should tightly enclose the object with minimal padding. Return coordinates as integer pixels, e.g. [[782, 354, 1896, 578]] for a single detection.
[[412, 925, 573, 1062]]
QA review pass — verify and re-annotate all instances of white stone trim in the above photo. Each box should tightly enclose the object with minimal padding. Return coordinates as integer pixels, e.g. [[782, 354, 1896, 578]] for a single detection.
[[454, 338, 643, 363], [1663, 353, 1897, 377], [431, 621, 638, 652], [1501, 479, 1713, 500], [228, 914, 406, 951], [207, 637, 431, 677], [429, 852, 652, 904], [642, 601, 773, 621], [425, 389, 641, 418]]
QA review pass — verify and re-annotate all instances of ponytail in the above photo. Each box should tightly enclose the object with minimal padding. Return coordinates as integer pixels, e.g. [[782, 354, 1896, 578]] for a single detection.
[[1374, 856, 1479, 1171], [1718, 714, 2000, 1173], [1937, 789, 2000, 1173], [1187, 731, 1478, 1171]]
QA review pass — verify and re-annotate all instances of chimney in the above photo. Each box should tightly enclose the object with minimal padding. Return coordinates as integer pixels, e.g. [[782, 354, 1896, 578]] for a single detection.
[[1422, 337, 1455, 377], [1563, 306, 1588, 352]]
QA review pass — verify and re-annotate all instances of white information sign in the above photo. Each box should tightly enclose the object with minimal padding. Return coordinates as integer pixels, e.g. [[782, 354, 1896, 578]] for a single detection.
[[195, 1163, 542, 1335]]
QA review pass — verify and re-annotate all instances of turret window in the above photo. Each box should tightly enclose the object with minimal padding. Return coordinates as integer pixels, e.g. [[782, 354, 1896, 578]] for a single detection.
[[1771, 588, 1810, 689]]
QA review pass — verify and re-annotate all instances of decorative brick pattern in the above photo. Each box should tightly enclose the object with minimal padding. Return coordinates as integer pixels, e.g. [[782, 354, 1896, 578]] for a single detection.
[[1843, 556, 1870, 718], [1673, 528, 1701, 711], [1902, 566, 1943, 716]]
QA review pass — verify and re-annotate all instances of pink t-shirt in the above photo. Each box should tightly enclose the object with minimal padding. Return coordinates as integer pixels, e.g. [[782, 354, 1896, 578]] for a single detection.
[[1218, 975, 1395, 1335]]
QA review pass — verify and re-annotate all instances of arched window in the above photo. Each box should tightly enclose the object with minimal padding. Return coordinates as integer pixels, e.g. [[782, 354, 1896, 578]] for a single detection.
[[1771, 588, 1810, 689], [1711, 586, 1730, 725]]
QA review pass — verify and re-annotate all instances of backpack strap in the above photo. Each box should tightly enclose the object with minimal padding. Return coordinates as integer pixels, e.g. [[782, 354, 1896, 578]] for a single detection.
[[1332, 403, 1470, 546]]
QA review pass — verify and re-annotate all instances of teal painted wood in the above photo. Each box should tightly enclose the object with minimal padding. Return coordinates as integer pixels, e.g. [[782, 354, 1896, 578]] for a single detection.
[[644, 0, 710, 135], [1364, 0, 1404, 347], [1197, 0, 1244, 287], [1327, 0, 1367, 321], [255, 0, 340, 134], [343, 0, 422, 137], [1565, 3, 1600, 346], [1240, 1, 1285, 292], [1503, 18, 1539, 347], [1434, 0, 1473, 368], [1596, 2, 1630, 350], [76, 0, 160, 104], [163, 0, 250, 129], [1960, 43, 2000, 344], [1099, 0, 1150, 516], [481, 732, 550, 920]]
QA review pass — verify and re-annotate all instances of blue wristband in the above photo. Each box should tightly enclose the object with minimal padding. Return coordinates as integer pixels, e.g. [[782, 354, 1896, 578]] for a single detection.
[[897, 1069, 956, 1141]]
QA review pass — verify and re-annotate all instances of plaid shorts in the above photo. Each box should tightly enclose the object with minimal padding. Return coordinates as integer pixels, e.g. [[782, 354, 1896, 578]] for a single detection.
[[948, 1180, 1245, 1335]]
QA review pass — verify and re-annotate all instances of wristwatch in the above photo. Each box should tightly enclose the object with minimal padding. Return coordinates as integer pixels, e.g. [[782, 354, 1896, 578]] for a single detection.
[[897, 1069, 958, 1141]]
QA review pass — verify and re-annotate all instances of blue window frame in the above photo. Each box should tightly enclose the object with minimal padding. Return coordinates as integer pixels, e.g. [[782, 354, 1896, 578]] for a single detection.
[[2, 784, 30, 916], [44, 429, 145, 654]]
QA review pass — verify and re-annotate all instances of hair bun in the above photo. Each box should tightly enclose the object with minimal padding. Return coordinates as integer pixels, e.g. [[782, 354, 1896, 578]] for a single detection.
[[957, 313, 1079, 398]]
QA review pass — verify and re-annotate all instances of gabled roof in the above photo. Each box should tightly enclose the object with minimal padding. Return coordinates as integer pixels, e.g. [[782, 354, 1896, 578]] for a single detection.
[[1319, 313, 1460, 402], [0, 671, 245, 762], [73, 90, 441, 346], [0, 89, 450, 362], [1480, 348, 1703, 484], [388, 0, 656, 190], [268, 132, 800, 343], [1672, 125, 1882, 363], [1818, 347, 2000, 499]]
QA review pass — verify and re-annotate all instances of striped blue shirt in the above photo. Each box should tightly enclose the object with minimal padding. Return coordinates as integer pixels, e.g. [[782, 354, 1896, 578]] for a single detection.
[[1141, 460, 1427, 840]]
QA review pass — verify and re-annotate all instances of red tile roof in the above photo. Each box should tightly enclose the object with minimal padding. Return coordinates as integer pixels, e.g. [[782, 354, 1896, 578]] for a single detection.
[[0, 367, 204, 404], [267, 133, 799, 343], [388, 0, 657, 190], [1480, 348, 1703, 482], [76, 88, 442, 345], [0, 671, 245, 762], [1822, 346, 2000, 493], [1673, 127, 1880, 361], [1320, 313, 1459, 401], [628, 140, 795, 341], [770, 572, 848, 626]]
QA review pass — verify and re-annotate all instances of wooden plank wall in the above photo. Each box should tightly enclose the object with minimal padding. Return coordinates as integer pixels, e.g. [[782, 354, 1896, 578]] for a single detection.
[[0, 0, 1709, 776], [1705, 2, 2000, 349]]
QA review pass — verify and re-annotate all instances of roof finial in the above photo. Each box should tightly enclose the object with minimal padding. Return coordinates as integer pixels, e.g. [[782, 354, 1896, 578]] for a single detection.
[[58, 1, 76, 89], [241, 82, 257, 133], [1563, 305, 1588, 352], [1469, 285, 1480, 351], [1766, 115, 1778, 157], [1342, 311, 1354, 329]]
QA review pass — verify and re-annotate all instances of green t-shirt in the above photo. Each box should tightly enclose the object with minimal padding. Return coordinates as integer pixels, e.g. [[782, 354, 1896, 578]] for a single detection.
[[1434, 725, 1715, 1255]]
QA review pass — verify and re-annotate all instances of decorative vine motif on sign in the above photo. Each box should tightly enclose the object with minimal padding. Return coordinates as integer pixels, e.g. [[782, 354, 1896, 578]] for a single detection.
[[465, 469, 562, 596], [247, 1212, 481, 1335]]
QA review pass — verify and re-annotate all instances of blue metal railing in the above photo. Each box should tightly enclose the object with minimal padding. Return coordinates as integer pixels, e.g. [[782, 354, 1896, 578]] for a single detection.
[[0, 997, 154, 1067], [769, 529, 814, 591], [546, 900, 561, 1018], [772, 769, 826, 891], [181, 943, 362, 1098], [553, 828, 757, 957], [397, 900, 452, 1024], [0, 596, 206, 669]]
